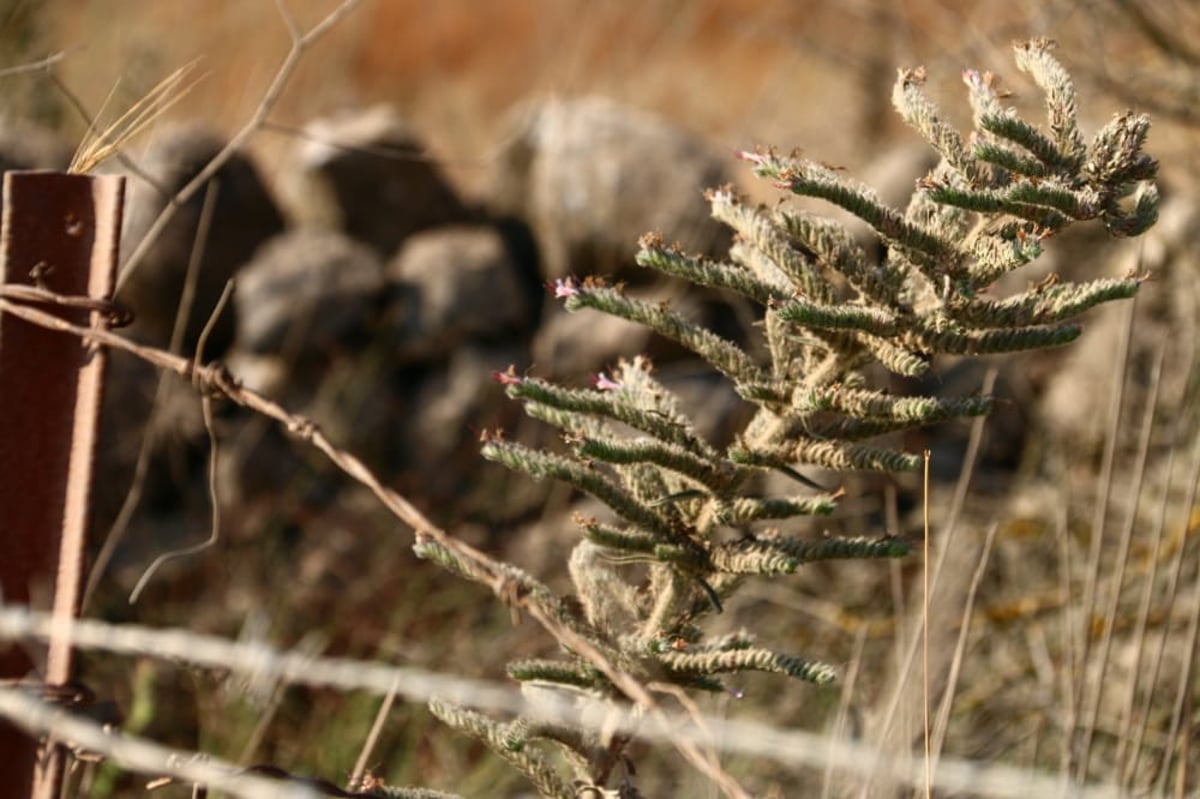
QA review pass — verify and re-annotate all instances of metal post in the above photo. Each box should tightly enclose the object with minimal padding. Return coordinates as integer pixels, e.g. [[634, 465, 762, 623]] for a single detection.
[[0, 172, 124, 799]]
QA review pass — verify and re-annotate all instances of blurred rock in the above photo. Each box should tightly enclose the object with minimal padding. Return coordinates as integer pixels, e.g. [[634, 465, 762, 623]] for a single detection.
[[405, 343, 521, 460], [234, 229, 384, 357], [532, 286, 742, 383], [397, 342, 529, 515], [532, 304, 653, 382], [91, 351, 211, 548], [655, 363, 754, 451], [862, 143, 939, 214], [0, 119, 72, 214], [284, 105, 473, 256], [900, 355, 1033, 489], [488, 96, 733, 281], [0, 118, 71, 173], [1037, 195, 1200, 452], [383, 225, 535, 362], [853, 143, 939, 256], [213, 401, 305, 514], [117, 124, 285, 357]]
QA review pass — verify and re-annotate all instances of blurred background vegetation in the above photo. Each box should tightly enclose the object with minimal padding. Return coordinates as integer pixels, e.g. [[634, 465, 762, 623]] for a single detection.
[[1, 1, 1198, 796], [15, 1, 1199, 192]]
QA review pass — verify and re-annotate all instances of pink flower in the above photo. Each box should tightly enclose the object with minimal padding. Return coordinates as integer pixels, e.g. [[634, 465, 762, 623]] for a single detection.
[[552, 277, 580, 298], [736, 149, 768, 166], [491, 366, 523, 386], [592, 372, 622, 391]]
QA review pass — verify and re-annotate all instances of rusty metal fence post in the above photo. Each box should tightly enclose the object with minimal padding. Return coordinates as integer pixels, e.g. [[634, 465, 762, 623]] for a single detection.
[[0, 172, 124, 799]]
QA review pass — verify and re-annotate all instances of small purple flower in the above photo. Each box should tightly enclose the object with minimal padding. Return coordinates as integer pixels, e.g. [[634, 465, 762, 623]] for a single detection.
[[552, 277, 580, 298], [491, 366, 523, 386], [735, 149, 768, 166], [592, 372, 622, 391]]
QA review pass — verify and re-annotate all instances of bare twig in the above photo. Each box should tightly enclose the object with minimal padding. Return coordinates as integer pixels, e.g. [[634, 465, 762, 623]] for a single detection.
[[822, 625, 867, 799], [127, 393, 221, 604], [1056, 498, 1079, 787], [0, 291, 449, 552], [861, 367, 997, 796], [193, 275, 234, 373], [922, 449, 932, 799], [116, 0, 365, 292], [0, 50, 69, 78], [1073, 296, 1136, 775], [1074, 296, 1137, 782], [1158, 539, 1200, 795], [1078, 334, 1165, 779], [931, 522, 998, 766], [1129, 410, 1200, 787], [349, 677, 398, 791], [1115, 337, 1178, 781], [168, 274, 236, 631], [84, 178, 221, 610], [259, 120, 491, 168]]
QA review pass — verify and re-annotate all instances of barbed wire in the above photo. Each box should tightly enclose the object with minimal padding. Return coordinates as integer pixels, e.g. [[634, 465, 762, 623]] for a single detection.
[[0, 683, 314, 799], [0, 605, 1126, 799]]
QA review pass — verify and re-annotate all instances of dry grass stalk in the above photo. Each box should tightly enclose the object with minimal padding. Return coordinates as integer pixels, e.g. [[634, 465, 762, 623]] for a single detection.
[[67, 59, 205, 175]]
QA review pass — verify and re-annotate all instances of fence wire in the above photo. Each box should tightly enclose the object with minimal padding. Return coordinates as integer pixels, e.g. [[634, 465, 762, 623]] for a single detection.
[[0, 605, 1126, 799]]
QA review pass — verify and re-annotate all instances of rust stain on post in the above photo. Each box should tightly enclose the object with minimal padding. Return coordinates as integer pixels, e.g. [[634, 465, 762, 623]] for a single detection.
[[0, 172, 124, 799]]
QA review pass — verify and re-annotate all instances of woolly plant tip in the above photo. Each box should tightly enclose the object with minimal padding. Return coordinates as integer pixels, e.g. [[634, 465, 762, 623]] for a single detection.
[[427, 701, 576, 798], [659, 647, 839, 685]]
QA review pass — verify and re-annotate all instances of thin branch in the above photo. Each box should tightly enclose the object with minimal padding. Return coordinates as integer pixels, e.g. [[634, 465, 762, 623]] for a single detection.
[[95, 181, 222, 606], [349, 677, 399, 791], [1077, 334, 1164, 779], [0, 292, 448, 557], [116, 0, 365, 291], [1128, 401, 1200, 786], [862, 367, 996, 796], [922, 449, 932, 799], [1158, 539, 1200, 795], [1074, 295, 1136, 780], [0, 49, 68, 78], [930, 522, 998, 766], [822, 625, 867, 799], [127, 393, 221, 604], [273, 0, 303, 41]]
